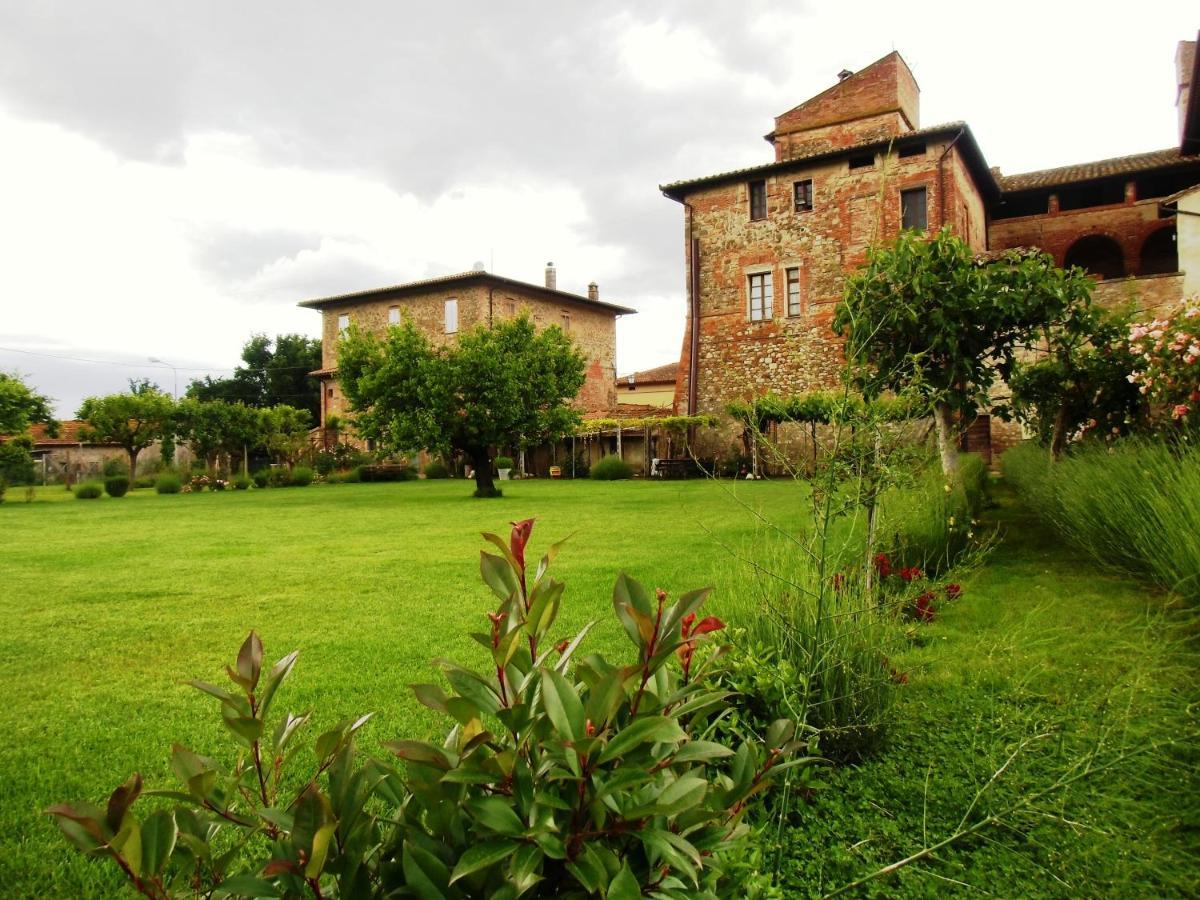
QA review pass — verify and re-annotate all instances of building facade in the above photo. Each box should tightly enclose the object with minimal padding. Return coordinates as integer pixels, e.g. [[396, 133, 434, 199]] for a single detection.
[[616, 362, 678, 409], [661, 40, 1200, 459], [299, 266, 634, 434]]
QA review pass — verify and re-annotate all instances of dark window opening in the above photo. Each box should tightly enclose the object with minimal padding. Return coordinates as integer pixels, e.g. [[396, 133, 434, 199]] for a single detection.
[[1140, 226, 1178, 275], [901, 187, 928, 231], [794, 179, 814, 212], [848, 152, 874, 170], [749, 180, 767, 220], [1058, 179, 1125, 212], [1135, 169, 1200, 200], [994, 191, 1052, 219], [898, 143, 926, 158], [1064, 235, 1125, 279]]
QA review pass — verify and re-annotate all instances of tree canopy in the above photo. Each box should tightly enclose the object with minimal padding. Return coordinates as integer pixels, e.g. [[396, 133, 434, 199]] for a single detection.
[[337, 313, 586, 496], [834, 227, 1093, 476], [0, 372, 57, 436], [187, 333, 321, 420], [77, 383, 175, 479]]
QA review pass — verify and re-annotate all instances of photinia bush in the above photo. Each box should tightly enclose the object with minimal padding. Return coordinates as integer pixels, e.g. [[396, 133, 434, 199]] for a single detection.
[[48, 520, 807, 898]]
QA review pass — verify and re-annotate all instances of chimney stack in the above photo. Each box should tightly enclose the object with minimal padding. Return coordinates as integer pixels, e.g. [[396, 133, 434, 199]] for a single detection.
[[837, 68, 854, 82], [545, 261, 556, 291], [1177, 39, 1196, 147], [587, 281, 599, 301]]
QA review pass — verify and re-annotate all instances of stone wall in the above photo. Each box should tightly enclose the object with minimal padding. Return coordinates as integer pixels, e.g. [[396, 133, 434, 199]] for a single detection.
[[1092, 272, 1186, 317], [315, 282, 618, 428]]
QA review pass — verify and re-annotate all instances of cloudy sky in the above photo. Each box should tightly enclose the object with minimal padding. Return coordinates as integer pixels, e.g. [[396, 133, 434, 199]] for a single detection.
[[1, 2, 1196, 416]]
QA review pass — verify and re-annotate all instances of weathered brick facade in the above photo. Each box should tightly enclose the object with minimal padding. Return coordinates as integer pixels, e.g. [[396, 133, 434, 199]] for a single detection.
[[661, 44, 1200, 460], [300, 270, 632, 431]]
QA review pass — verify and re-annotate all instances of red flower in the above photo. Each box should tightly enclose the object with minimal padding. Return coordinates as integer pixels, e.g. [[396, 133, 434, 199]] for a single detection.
[[873, 553, 892, 577], [509, 518, 535, 571], [944, 583, 962, 600], [914, 591, 936, 622], [898, 566, 923, 583]]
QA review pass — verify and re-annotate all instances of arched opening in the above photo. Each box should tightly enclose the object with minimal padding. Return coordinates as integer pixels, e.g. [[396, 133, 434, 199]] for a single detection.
[[1063, 235, 1125, 279], [1139, 226, 1178, 276]]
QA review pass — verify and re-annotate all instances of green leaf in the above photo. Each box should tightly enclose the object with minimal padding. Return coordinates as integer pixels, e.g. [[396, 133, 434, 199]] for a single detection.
[[105, 773, 143, 833], [411, 683, 449, 713], [237, 631, 264, 691], [403, 840, 451, 899], [386, 740, 455, 770], [608, 862, 642, 900], [215, 873, 282, 897], [540, 668, 585, 742], [258, 650, 299, 719], [670, 741, 734, 765], [305, 822, 337, 878], [481, 550, 521, 602], [222, 713, 265, 745], [272, 711, 311, 755], [186, 680, 243, 710], [110, 813, 142, 876], [651, 775, 707, 816], [597, 716, 686, 764], [613, 572, 654, 616], [468, 796, 525, 836], [481, 531, 519, 570], [140, 810, 177, 876], [448, 839, 520, 884]]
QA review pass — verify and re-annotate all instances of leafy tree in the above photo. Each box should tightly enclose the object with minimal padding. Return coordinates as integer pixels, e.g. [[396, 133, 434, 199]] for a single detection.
[[834, 228, 1093, 477], [1002, 305, 1146, 458], [77, 385, 175, 480], [0, 371, 56, 436], [257, 404, 312, 471], [187, 334, 321, 420], [338, 314, 586, 497]]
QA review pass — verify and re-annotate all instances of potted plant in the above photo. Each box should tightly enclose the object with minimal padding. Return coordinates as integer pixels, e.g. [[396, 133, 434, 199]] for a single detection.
[[495, 454, 514, 480]]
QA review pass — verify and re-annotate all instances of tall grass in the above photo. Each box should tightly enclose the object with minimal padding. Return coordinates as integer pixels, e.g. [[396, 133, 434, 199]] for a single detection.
[[1003, 440, 1200, 604]]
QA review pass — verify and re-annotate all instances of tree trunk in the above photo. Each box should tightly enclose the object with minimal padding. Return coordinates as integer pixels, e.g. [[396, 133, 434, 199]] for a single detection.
[[470, 446, 499, 497], [128, 448, 140, 481], [1049, 406, 1069, 462], [933, 401, 960, 480]]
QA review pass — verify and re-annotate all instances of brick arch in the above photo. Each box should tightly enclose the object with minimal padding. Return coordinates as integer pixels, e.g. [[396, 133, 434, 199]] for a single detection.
[[1063, 233, 1125, 280], [1139, 224, 1178, 276]]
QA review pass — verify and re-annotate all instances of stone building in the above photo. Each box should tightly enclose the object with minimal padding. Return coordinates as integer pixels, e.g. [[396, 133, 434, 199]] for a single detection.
[[661, 39, 1200, 460], [298, 264, 634, 437]]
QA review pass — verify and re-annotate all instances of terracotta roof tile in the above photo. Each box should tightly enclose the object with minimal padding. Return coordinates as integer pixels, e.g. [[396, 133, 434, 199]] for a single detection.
[[13, 421, 121, 447], [616, 361, 678, 385], [997, 148, 1200, 192]]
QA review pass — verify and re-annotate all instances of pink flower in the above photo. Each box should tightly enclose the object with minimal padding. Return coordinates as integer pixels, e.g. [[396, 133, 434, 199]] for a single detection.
[[1172, 404, 1190, 420]]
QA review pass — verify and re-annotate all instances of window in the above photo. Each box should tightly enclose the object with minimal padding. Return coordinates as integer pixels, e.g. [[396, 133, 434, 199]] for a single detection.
[[444, 298, 458, 333], [388, 305, 400, 324], [898, 143, 926, 159], [848, 152, 874, 170], [786, 267, 802, 316], [337, 313, 349, 332], [327, 387, 334, 398], [794, 179, 813, 212], [749, 179, 767, 220], [503, 298, 516, 317], [561, 312, 571, 331], [748, 272, 773, 321], [901, 187, 928, 231]]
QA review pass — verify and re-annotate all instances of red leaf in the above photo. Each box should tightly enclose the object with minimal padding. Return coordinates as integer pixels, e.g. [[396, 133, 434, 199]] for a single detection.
[[690, 616, 725, 637], [509, 518, 535, 570]]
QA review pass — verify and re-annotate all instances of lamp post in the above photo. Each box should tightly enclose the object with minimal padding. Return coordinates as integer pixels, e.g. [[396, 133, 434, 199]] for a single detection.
[[148, 357, 178, 399]]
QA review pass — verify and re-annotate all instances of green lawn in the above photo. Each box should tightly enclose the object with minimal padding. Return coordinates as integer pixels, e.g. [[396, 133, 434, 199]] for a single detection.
[[0, 478, 808, 897], [2, 479, 1196, 897]]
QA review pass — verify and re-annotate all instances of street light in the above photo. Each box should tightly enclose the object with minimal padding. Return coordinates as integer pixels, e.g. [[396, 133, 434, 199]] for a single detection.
[[148, 357, 178, 399]]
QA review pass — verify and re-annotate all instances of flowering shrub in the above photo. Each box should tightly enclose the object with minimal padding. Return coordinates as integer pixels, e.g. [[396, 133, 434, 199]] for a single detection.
[[49, 520, 805, 897], [1127, 299, 1200, 427]]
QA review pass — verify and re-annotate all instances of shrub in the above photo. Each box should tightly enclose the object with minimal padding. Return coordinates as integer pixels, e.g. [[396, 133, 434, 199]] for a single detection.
[[232, 474, 251, 490], [341, 466, 362, 483], [251, 469, 270, 489], [155, 473, 182, 494], [132, 475, 157, 489], [360, 464, 416, 482], [0, 436, 36, 486], [1007, 439, 1200, 604], [289, 466, 314, 487], [48, 521, 807, 897], [590, 454, 633, 480], [422, 460, 449, 479], [102, 457, 128, 478], [0, 482, 6, 503], [103, 475, 130, 498], [267, 467, 290, 488], [494, 454, 514, 471], [73, 482, 103, 500], [313, 451, 336, 476]]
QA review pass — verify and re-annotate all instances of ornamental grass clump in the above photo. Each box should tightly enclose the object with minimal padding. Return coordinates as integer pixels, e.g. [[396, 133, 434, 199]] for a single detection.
[[48, 520, 806, 898]]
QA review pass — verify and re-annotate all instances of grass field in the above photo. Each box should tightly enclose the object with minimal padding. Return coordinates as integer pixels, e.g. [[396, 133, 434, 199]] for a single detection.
[[2, 478, 1197, 897]]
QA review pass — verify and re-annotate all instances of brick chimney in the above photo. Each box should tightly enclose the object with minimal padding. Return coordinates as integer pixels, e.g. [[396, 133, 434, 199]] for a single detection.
[[544, 261, 556, 291], [587, 281, 599, 301]]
